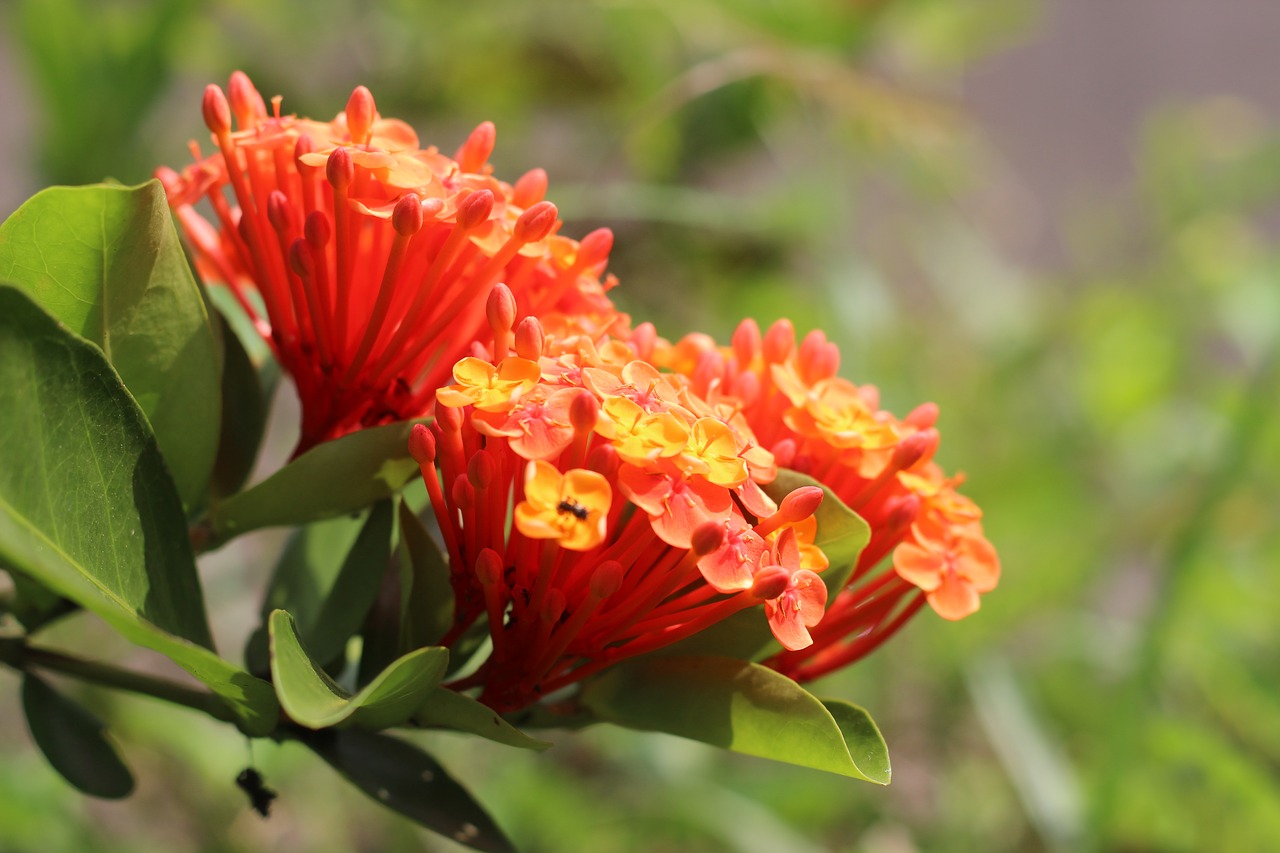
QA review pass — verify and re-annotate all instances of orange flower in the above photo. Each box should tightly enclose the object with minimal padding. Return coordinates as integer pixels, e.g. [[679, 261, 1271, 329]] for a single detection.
[[893, 523, 999, 620], [157, 72, 625, 453], [405, 294, 829, 712], [654, 316, 999, 682], [513, 461, 610, 551]]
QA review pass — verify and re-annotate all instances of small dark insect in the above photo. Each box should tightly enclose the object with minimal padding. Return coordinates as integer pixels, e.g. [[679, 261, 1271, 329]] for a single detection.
[[556, 499, 589, 520], [236, 767, 278, 818]]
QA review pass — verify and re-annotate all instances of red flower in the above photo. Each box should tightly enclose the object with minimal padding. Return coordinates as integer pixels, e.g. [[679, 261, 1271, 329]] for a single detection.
[[406, 297, 829, 712], [158, 72, 624, 453], [653, 317, 1000, 682]]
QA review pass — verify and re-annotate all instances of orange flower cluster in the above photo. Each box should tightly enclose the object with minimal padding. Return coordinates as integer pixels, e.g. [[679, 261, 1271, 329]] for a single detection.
[[655, 319, 1000, 682], [158, 72, 619, 453], [162, 74, 999, 710], [408, 287, 830, 711]]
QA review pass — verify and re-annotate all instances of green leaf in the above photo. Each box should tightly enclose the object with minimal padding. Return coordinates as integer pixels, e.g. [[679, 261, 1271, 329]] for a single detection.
[[821, 698, 892, 784], [414, 688, 552, 751], [579, 655, 890, 784], [210, 420, 425, 542], [0, 287, 277, 735], [398, 500, 454, 650], [269, 501, 395, 670], [21, 673, 134, 799], [300, 728, 514, 853], [0, 181, 221, 508], [765, 468, 870, 594], [209, 311, 271, 502], [4, 571, 73, 632], [269, 610, 447, 730]]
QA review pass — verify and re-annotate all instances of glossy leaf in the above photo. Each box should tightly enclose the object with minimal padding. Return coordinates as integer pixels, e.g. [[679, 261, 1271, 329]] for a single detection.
[[397, 500, 454, 650], [275, 501, 395, 669], [210, 420, 424, 541], [0, 287, 277, 735], [22, 673, 134, 799], [269, 610, 447, 730], [209, 312, 271, 502], [0, 181, 221, 507], [414, 688, 552, 751], [302, 728, 514, 853], [765, 468, 870, 594], [579, 654, 890, 783]]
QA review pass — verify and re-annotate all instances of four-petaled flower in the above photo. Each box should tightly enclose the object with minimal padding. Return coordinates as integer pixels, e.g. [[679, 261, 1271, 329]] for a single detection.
[[514, 460, 611, 551]]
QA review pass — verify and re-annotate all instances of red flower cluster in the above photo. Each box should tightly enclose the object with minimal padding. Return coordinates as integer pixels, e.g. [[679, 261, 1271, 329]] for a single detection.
[[655, 320, 1000, 681], [158, 72, 618, 453], [408, 288, 830, 711], [162, 74, 998, 711]]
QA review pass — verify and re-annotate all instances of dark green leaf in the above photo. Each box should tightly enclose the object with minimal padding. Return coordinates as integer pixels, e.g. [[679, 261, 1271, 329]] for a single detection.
[[246, 501, 394, 674], [209, 311, 270, 501], [301, 728, 514, 852], [0, 287, 277, 735], [21, 673, 134, 799], [0, 181, 221, 507], [414, 689, 552, 751], [765, 468, 870, 595], [269, 610, 447, 730], [4, 571, 73, 632], [210, 420, 425, 542], [357, 560, 406, 689], [579, 654, 890, 783], [398, 500, 454, 650]]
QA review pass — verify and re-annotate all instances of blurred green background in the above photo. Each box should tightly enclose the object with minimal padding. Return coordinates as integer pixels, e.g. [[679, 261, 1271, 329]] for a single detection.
[[2, 0, 1279, 850]]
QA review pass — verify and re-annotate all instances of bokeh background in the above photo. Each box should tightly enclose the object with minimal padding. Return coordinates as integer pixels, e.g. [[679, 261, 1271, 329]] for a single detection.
[[2, 1, 1279, 851]]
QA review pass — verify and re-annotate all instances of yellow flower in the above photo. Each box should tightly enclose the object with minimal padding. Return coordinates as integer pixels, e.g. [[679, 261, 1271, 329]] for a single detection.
[[514, 460, 611, 551], [436, 356, 542, 412]]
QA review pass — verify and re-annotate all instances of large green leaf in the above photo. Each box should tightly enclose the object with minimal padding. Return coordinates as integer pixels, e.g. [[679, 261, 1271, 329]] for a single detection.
[[269, 610, 447, 730], [208, 311, 271, 502], [21, 673, 134, 799], [210, 420, 424, 542], [0, 181, 221, 507], [300, 728, 514, 853], [0, 287, 277, 735], [397, 500, 454, 650], [247, 501, 395, 675], [414, 688, 552, 751], [579, 655, 890, 783]]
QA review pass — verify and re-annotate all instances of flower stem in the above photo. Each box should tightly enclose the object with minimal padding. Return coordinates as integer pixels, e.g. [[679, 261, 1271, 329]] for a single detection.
[[0, 637, 235, 723]]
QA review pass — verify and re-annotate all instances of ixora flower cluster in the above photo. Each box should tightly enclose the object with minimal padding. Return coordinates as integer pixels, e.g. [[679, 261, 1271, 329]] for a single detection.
[[153, 70, 999, 816], [159, 73, 616, 453]]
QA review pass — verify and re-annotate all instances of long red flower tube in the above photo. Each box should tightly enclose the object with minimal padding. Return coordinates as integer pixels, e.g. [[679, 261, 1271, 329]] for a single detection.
[[409, 289, 832, 712], [158, 72, 622, 453]]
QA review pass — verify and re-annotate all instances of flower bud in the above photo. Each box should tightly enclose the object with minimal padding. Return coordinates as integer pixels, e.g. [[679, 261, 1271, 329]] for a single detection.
[[326, 147, 354, 192], [202, 85, 231, 135], [475, 548, 503, 586], [456, 121, 496, 174], [455, 189, 494, 230], [408, 423, 436, 464], [589, 561, 624, 600], [392, 193, 423, 236], [514, 201, 558, 244], [751, 566, 791, 601], [513, 168, 548, 208], [345, 85, 376, 145]]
